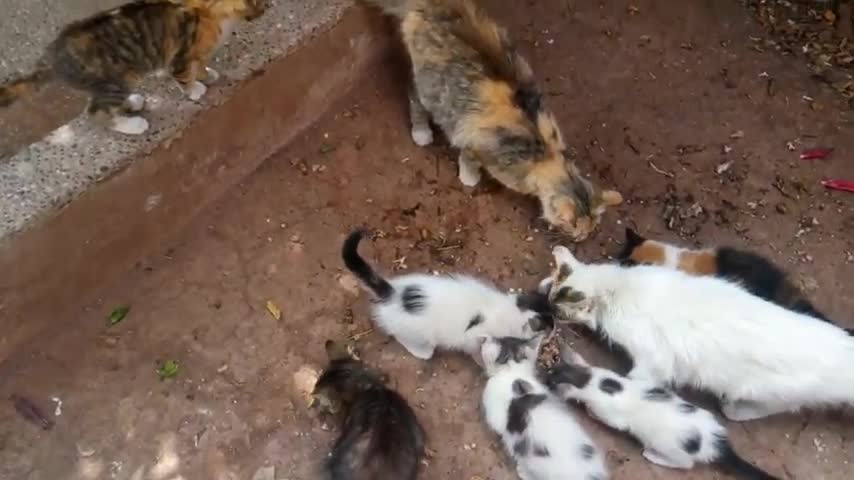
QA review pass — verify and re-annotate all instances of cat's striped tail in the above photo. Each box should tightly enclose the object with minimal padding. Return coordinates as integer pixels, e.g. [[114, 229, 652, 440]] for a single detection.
[[0, 64, 53, 107], [715, 438, 779, 480], [342, 229, 394, 300]]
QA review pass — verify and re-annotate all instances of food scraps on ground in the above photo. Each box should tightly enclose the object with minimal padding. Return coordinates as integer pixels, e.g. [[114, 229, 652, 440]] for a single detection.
[[107, 305, 130, 326], [800, 148, 833, 160], [822, 179, 854, 193], [157, 360, 180, 379]]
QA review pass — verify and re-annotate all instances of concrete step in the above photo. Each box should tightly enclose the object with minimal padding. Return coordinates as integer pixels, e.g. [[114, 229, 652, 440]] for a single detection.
[[0, 2, 392, 364]]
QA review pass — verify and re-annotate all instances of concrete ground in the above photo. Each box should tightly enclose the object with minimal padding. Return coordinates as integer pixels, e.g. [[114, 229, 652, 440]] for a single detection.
[[1, 1, 853, 480], [0, 0, 350, 237]]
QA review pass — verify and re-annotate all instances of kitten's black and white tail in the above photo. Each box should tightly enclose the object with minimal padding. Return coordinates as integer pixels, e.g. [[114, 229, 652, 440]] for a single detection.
[[342, 229, 394, 300], [715, 438, 779, 480]]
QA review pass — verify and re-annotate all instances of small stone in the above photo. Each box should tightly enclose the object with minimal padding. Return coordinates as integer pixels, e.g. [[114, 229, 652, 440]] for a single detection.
[[775, 203, 788, 214], [801, 277, 819, 292], [77, 443, 96, 457], [338, 274, 361, 295], [251, 466, 275, 480]]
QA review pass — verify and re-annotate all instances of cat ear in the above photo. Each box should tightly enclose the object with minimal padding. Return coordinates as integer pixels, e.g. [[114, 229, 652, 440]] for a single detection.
[[512, 379, 534, 396], [552, 245, 580, 271], [324, 340, 350, 361]]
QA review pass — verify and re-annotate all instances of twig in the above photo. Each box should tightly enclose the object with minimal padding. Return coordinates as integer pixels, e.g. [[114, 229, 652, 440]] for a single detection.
[[648, 159, 675, 178], [349, 329, 374, 341]]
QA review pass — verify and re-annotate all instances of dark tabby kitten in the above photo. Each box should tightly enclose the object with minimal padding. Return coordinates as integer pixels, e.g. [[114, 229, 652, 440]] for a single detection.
[[312, 340, 425, 480], [0, 0, 266, 135]]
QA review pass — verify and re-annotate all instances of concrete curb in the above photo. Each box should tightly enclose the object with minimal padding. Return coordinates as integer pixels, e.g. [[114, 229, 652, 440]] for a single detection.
[[0, 7, 392, 364]]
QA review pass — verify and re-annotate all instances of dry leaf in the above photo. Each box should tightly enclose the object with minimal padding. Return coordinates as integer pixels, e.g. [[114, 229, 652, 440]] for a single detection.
[[266, 300, 282, 321]]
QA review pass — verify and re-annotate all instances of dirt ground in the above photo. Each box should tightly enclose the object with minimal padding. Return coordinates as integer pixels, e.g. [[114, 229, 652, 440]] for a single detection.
[[2, 1, 853, 479]]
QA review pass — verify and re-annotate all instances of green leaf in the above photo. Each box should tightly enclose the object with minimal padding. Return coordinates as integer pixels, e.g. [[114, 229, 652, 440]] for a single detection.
[[107, 306, 131, 326], [157, 360, 180, 379]]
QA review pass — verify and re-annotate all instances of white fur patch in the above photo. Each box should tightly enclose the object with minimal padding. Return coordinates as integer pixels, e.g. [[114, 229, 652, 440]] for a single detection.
[[411, 125, 434, 146], [125, 94, 145, 112], [46, 124, 75, 145], [186, 81, 207, 101], [111, 116, 150, 135]]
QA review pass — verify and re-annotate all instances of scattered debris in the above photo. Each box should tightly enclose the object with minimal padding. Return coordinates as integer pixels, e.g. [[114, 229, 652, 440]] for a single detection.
[[51, 396, 62, 417], [265, 300, 282, 321], [730, 130, 745, 139], [822, 179, 854, 193], [800, 147, 833, 160], [251, 465, 275, 480], [11, 395, 54, 430], [648, 159, 675, 178], [107, 306, 130, 327], [715, 160, 733, 174], [348, 329, 374, 342], [157, 360, 180, 379], [76, 443, 96, 457]]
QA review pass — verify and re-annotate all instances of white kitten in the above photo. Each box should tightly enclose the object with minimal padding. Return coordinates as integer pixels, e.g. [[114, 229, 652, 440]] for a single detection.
[[540, 245, 854, 421], [480, 335, 609, 480], [342, 230, 554, 360], [543, 345, 779, 480]]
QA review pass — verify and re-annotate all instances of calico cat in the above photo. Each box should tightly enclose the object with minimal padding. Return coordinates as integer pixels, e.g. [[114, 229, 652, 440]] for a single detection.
[[312, 340, 425, 480], [0, 0, 266, 135], [480, 335, 610, 480], [342, 229, 553, 360], [618, 228, 851, 334], [543, 344, 779, 480], [361, 0, 622, 241], [540, 245, 854, 421]]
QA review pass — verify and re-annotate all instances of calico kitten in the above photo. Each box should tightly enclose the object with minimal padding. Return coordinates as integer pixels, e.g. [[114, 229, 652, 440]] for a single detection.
[[312, 340, 425, 480], [480, 335, 610, 480], [540, 245, 854, 421], [543, 345, 779, 480], [618, 228, 850, 333], [362, 0, 622, 241], [342, 229, 554, 360], [0, 0, 266, 135]]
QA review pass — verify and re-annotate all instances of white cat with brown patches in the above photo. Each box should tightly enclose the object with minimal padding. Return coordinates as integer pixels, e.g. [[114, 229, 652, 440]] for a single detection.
[[480, 336, 609, 480], [342, 229, 554, 361], [543, 345, 779, 480], [540, 245, 854, 421]]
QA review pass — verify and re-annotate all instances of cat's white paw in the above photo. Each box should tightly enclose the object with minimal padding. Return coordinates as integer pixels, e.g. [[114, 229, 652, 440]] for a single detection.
[[186, 81, 207, 101], [552, 245, 573, 262], [111, 116, 149, 135], [537, 277, 553, 294], [125, 94, 146, 112], [458, 167, 481, 187], [411, 125, 434, 146], [204, 67, 220, 84]]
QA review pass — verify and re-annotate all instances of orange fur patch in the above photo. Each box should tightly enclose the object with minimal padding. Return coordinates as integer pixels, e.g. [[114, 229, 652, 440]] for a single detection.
[[677, 250, 717, 276], [629, 241, 667, 265]]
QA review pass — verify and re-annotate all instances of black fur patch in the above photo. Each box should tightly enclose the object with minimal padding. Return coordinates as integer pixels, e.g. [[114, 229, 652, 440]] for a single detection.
[[556, 263, 572, 283], [678, 402, 698, 414], [466, 313, 484, 331], [554, 286, 586, 304], [513, 438, 530, 456], [599, 378, 623, 395], [644, 387, 673, 401], [496, 337, 532, 365], [514, 87, 542, 123], [593, 325, 635, 375], [401, 286, 427, 313], [516, 291, 555, 332], [544, 363, 592, 389], [506, 393, 547, 434], [617, 228, 647, 265], [532, 443, 550, 457], [681, 432, 702, 454], [579, 443, 596, 460]]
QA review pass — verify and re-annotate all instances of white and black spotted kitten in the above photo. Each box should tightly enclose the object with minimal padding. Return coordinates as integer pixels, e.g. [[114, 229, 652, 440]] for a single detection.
[[543, 345, 779, 480], [481, 335, 609, 480], [342, 229, 554, 360]]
